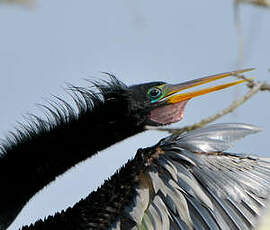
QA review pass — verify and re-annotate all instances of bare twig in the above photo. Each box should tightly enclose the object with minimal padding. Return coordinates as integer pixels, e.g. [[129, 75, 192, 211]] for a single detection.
[[259, 82, 270, 90], [233, 72, 270, 90], [0, 0, 35, 7], [235, 0, 270, 7], [149, 82, 263, 135]]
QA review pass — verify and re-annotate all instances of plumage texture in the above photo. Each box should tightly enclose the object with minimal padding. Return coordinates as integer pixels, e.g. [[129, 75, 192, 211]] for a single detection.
[[21, 123, 270, 230], [0, 76, 155, 230], [173, 123, 262, 153]]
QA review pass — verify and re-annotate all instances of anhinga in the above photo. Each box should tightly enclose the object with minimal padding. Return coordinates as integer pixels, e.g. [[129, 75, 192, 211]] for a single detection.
[[23, 123, 270, 230], [1, 69, 269, 230]]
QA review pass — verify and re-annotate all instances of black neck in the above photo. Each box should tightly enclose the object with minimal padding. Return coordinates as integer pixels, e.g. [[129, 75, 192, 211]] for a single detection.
[[0, 82, 145, 230], [21, 147, 151, 230]]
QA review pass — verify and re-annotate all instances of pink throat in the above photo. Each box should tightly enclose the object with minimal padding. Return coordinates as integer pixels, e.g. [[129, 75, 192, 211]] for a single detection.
[[149, 100, 189, 125]]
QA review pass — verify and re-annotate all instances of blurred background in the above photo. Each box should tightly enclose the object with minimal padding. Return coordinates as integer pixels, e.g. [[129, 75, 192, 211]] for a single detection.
[[0, 1, 270, 229]]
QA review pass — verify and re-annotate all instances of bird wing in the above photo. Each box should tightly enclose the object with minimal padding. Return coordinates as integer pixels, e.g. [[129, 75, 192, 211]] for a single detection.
[[110, 123, 270, 230], [22, 123, 270, 230]]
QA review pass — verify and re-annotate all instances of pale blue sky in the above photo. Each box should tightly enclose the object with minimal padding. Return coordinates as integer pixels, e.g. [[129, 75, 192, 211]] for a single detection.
[[0, 1, 270, 229]]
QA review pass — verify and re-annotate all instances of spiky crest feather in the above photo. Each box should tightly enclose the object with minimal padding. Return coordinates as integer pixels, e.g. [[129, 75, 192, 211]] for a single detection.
[[0, 75, 140, 230], [0, 75, 127, 159]]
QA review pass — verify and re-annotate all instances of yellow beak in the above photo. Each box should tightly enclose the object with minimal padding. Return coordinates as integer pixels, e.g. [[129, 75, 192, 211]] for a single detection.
[[164, 68, 253, 104]]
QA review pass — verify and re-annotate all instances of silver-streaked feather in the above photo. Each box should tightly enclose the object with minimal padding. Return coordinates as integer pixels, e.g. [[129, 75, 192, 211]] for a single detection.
[[173, 123, 262, 153], [114, 123, 270, 230]]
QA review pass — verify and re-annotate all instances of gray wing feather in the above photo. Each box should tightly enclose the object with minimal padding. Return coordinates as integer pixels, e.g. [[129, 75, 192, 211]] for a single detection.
[[174, 123, 262, 153], [117, 123, 270, 230]]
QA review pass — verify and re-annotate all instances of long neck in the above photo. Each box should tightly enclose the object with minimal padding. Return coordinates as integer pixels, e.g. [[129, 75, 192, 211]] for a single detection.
[[0, 87, 145, 230], [20, 147, 150, 230]]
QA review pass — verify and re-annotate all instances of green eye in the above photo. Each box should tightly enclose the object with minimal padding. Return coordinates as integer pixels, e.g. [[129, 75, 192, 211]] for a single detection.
[[148, 87, 162, 101]]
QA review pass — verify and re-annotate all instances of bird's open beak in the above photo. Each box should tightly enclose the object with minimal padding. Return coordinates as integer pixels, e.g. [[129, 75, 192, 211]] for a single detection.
[[163, 68, 253, 104]]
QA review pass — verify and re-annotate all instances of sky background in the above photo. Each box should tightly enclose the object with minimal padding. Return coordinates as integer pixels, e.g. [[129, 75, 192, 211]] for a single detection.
[[0, 1, 270, 229]]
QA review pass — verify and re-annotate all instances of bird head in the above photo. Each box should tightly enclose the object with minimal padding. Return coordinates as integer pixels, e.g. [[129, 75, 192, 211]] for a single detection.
[[128, 69, 252, 127]]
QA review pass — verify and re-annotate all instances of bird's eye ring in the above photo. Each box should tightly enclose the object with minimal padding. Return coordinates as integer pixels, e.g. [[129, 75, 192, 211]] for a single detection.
[[148, 87, 162, 99]]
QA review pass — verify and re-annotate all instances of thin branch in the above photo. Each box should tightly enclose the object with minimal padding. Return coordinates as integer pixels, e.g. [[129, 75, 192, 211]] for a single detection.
[[0, 0, 35, 7], [235, 0, 270, 7], [149, 82, 263, 135], [233, 72, 270, 90], [259, 82, 270, 90]]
